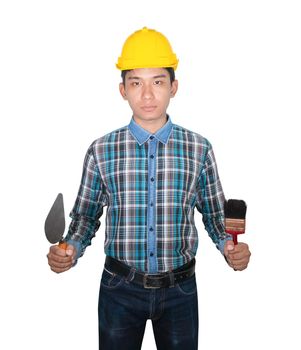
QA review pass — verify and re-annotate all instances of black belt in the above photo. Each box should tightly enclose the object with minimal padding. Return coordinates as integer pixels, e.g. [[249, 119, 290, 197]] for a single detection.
[[105, 256, 195, 289]]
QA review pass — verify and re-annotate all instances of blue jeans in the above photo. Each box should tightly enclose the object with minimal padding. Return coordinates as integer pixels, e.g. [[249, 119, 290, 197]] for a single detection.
[[98, 267, 198, 350]]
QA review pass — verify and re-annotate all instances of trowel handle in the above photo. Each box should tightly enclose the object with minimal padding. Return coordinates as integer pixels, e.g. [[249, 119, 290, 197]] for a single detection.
[[58, 241, 68, 250]]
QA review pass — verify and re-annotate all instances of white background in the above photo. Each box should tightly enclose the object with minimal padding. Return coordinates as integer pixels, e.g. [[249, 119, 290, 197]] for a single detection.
[[1, 0, 300, 349]]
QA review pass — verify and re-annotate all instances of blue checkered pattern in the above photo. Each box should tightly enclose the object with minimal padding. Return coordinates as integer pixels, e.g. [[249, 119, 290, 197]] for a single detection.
[[65, 117, 231, 272]]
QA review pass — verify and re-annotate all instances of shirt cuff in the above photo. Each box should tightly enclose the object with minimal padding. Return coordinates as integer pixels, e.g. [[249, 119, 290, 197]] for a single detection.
[[218, 236, 233, 255]]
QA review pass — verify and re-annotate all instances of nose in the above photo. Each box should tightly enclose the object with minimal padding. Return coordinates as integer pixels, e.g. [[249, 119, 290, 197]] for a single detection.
[[141, 83, 154, 100]]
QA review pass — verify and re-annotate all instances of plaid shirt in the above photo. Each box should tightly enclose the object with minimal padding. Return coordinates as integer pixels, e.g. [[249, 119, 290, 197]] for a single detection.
[[66, 116, 231, 273]]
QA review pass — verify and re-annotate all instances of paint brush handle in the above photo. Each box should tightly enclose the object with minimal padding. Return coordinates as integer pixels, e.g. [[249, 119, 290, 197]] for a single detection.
[[226, 231, 239, 245], [232, 234, 238, 245]]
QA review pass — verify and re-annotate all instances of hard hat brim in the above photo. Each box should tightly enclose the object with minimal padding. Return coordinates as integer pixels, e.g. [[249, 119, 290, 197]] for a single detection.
[[116, 62, 178, 71]]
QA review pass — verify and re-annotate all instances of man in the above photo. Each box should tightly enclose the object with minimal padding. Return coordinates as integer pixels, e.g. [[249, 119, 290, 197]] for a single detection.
[[47, 27, 251, 350]]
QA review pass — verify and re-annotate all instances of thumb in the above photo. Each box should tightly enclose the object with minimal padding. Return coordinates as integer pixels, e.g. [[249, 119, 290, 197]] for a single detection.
[[66, 244, 76, 257], [224, 240, 235, 254]]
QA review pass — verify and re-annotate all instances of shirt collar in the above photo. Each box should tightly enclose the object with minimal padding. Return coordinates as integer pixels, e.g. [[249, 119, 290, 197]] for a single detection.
[[128, 115, 173, 146]]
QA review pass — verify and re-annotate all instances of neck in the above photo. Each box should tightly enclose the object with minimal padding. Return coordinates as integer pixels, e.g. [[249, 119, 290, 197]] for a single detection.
[[133, 115, 168, 134]]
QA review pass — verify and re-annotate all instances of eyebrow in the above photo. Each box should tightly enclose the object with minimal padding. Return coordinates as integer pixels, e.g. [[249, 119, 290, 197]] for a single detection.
[[127, 74, 167, 80]]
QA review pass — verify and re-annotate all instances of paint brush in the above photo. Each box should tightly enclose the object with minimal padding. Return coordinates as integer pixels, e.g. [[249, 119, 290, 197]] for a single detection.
[[224, 199, 247, 245]]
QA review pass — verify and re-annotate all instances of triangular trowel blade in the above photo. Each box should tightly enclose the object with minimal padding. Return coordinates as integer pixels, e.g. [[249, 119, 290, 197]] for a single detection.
[[44, 193, 65, 244]]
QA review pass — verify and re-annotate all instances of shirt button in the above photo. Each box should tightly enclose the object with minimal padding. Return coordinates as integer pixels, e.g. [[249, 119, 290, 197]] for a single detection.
[[151, 177, 155, 182], [150, 154, 154, 159], [149, 227, 153, 231], [150, 202, 153, 206], [150, 252, 154, 257], [150, 136, 154, 140]]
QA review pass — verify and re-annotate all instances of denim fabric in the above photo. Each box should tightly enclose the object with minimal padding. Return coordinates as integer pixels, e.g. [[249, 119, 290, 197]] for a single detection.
[[98, 267, 198, 350]]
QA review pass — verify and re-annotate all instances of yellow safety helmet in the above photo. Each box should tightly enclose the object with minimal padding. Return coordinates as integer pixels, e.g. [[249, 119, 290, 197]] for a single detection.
[[116, 27, 179, 71]]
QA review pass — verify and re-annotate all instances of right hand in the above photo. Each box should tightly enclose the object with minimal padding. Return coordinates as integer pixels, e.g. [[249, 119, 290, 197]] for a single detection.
[[47, 244, 77, 273]]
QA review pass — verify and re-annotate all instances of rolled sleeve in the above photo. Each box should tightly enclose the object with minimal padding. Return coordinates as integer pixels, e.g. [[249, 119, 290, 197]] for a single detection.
[[64, 142, 107, 260], [196, 142, 232, 254]]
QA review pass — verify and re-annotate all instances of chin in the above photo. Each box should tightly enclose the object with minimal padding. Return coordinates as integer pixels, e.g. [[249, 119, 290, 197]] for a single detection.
[[138, 111, 165, 121]]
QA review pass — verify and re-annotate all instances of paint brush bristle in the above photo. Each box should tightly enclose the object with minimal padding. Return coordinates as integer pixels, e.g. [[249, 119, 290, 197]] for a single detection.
[[224, 199, 247, 219]]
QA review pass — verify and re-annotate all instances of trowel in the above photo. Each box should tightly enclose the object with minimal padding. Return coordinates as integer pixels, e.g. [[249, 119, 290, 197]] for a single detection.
[[44, 193, 67, 249]]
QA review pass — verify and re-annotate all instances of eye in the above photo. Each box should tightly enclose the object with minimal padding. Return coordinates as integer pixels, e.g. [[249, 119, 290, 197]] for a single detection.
[[154, 80, 163, 85], [130, 81, 141, 87]]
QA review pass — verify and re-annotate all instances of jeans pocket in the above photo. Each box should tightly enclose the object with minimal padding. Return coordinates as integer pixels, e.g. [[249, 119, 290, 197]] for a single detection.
[[176, 274, 197, 296], [101, 268, 125, 290]]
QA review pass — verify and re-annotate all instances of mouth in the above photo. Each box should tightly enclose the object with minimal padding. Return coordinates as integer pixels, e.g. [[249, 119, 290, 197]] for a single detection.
[[141, 106, 157, 112]]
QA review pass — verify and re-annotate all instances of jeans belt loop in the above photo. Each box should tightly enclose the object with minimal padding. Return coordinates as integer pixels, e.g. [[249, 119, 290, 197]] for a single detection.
[[168, 270, 175, 288], [125, 267, 136, 284]]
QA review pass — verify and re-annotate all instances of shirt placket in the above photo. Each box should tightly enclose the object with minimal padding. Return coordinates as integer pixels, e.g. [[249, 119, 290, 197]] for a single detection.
[[147, 135, 158, 273]]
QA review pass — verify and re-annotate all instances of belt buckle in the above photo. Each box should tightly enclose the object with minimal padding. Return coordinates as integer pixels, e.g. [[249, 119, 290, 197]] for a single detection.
[[143, 274, 161, 289]]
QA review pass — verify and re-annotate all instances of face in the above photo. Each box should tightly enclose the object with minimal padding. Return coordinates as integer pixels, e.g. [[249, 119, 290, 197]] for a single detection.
[[119, 68, 178, 128]]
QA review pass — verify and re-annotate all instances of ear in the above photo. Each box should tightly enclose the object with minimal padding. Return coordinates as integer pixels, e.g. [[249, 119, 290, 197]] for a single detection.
[[170, 80, 178, 98], [119, 82, 127, 100]]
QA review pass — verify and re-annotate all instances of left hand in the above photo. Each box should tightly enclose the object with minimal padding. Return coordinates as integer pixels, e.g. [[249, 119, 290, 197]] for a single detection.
[[224, 240, 251, 271]]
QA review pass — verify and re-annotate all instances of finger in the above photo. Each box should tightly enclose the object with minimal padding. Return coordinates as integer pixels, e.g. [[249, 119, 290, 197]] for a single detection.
[[232, 263, 248, 271], [49, 245, 67, 257], [49, 261, 73, 272], [50, 265, 72, 274], [228, 251, 249, 261], [229, 255, 250, 269], [47, 254, 73, 269], [226, 256, 246, 268], [47, 252, 72, 264], [47, 258, 72, 274], [232, 256, 251, 270], [234, 242, 249, 253], [47, 254, 72, 266], [227, 243, 250, 258]]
